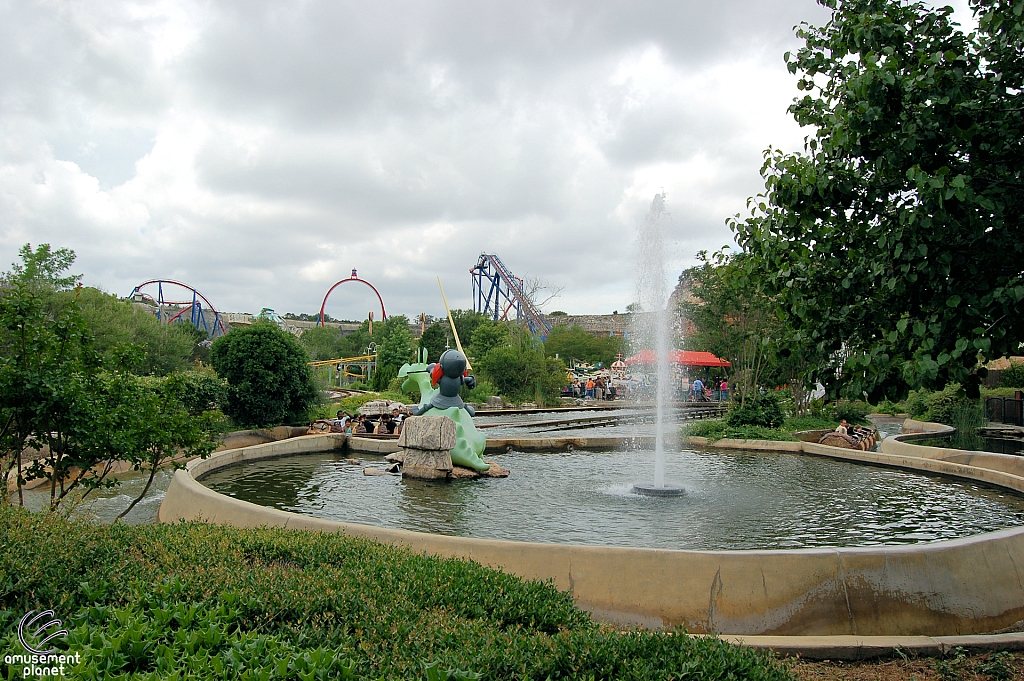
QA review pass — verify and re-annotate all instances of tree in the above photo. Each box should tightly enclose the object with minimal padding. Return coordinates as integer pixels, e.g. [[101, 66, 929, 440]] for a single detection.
[[298, 325, 348, 361], [679, 251, 786, 405], [0, 280, 96, 508], [730, 0, 1024, 401], [468, 320, 511, 360], [371, 315, 414, 390], [0, 251, 215, 514], [448, 309, 489, 351], [476, 327, 568, 405], [544, 325, 623, 366], [5, 243, 80, 290], [70, 371, 217, 519], [210, 321, 320, 427], [418, 322, 450, 362], [76, 287, 196, 375]]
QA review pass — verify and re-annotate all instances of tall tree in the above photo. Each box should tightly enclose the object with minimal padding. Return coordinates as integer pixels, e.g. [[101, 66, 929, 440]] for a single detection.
[[679, 251, 785, 405], [543, 325, 623, 367], [730, 0, 1024, 400]]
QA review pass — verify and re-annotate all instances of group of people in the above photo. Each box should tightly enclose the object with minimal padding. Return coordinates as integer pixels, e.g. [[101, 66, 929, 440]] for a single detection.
[[331, 408, 405, 435], [568, 376, 617, 401], [681, 377, 730, 402]]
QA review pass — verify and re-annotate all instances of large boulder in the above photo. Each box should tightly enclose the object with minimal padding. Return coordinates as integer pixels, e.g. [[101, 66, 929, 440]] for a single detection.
[[402, 449, 453, 479], [397, 415, 456, 480], [398, 415, 457, 451]]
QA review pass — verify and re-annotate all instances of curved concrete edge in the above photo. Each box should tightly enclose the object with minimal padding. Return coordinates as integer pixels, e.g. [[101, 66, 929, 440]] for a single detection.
[[684, 436, 802, 452], [717, 632, 1024, 661], [346, 436, 399, 454], [159, 431, 1024, 644], [881, 420, 1024, 481]]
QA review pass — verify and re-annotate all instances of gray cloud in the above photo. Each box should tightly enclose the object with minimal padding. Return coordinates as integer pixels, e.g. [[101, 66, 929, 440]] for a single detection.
[[1, 0, 864, 321]]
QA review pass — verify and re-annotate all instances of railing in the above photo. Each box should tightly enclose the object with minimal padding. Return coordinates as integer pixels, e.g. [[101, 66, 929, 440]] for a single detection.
[[986, 395, 1024, 427]]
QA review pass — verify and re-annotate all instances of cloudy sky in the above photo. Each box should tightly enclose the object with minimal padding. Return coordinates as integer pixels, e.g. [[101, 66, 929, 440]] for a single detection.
[[0, 0, 971, 321]]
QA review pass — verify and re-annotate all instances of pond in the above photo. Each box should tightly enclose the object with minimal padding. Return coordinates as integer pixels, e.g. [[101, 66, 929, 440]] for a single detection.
[[201, 446, 1024, 550]]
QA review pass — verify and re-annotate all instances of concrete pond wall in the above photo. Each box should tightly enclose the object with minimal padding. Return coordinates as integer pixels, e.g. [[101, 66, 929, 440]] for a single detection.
[[159, 425, 1024, 642]]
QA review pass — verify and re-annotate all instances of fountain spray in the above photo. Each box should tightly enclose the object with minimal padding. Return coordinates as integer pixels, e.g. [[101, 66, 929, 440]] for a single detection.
[[632, 193, 685, 497]]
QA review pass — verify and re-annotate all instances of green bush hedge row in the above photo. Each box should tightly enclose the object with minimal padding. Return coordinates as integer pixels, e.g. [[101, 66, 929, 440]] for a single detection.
[[0, 508, 793, 680]]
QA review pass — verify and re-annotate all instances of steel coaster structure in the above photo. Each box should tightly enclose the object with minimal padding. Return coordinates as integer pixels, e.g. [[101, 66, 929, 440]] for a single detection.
[[470, 253, 551, 339], [129, 280, 226, 338], [318, 269, 387, 327]]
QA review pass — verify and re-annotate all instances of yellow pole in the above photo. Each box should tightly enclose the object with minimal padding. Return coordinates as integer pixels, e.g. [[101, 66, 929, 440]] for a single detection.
[[437, 276, 471, 371]]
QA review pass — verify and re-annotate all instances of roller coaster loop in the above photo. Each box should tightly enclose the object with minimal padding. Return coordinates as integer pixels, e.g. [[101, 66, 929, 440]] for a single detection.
[[129, 280, 227, 338], [318, 269, 387, 327]]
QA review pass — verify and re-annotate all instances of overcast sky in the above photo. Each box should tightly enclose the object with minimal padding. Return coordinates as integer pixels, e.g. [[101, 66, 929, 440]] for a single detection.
[[0, 0, 972, 320]]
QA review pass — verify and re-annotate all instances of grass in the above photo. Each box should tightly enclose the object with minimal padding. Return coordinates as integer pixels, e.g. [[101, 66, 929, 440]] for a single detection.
[[0, 507, 794, 680], [680, 420, 799, 442], [680, 415, 845, 443]]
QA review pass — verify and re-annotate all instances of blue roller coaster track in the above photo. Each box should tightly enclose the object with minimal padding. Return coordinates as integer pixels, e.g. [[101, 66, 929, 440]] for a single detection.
[[470, 253, 551, 339]]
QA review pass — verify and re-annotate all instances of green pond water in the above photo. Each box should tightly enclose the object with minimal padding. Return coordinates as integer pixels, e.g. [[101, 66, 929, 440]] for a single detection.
[[201, 447, 1024, 550]]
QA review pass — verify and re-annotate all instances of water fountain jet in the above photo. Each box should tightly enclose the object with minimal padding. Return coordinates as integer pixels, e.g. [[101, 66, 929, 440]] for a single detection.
[[631, 193, 686, 497]]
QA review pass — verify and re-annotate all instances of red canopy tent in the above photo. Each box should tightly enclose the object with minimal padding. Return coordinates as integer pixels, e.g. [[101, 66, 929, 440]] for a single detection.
[[624, 350, 730, 367]]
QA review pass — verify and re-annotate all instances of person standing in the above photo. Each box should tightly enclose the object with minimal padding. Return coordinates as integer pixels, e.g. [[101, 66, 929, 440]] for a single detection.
[[720, 379, 729, 401], [691, 377, 704, 401]]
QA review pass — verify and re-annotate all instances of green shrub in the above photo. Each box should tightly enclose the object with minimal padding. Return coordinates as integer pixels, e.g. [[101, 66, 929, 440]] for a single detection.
[[464, 379, 497, 404], [1000, 360, 1024, 388], [725, 392, 785, 429], [371, 363, 399, 391], [833, 400, 871, 425], [680, 419, 798, 443], [872, 399, 903, 416], [784, 415, 840, 431], [905, 389, 931, 418], [924, 383, 979, 426], [163, 368, 229, 416], [210, 321, 320, 427], [0, 507, 794, 681], [805, 398, 835, 420]]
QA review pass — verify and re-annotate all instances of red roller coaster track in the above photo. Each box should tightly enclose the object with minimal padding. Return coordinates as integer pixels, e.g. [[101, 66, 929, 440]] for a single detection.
[[318, 270, 387, 327]]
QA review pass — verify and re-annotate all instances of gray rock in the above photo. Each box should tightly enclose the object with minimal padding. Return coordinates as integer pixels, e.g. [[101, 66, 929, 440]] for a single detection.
[[401, 447, 453, 480], [383, 452, 405, 464], [397, 415, 457, 451], [363, 467, 391, 476]]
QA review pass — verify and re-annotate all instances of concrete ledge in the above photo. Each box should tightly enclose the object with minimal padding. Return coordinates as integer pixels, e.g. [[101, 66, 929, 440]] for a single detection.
[[881, 423, 1024, 480], [719, 632, 1024, 660], [159, 427, 1024, 646], [347, 436, 399, 454], [685, 436, 803, 452]]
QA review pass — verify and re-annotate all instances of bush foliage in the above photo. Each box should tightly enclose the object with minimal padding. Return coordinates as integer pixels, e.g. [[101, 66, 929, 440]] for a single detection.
[[1001, 360, 1024, 389], [0, 508, 794, 681], [211, 321, 320, 427], [725, 392, 785, 429]]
